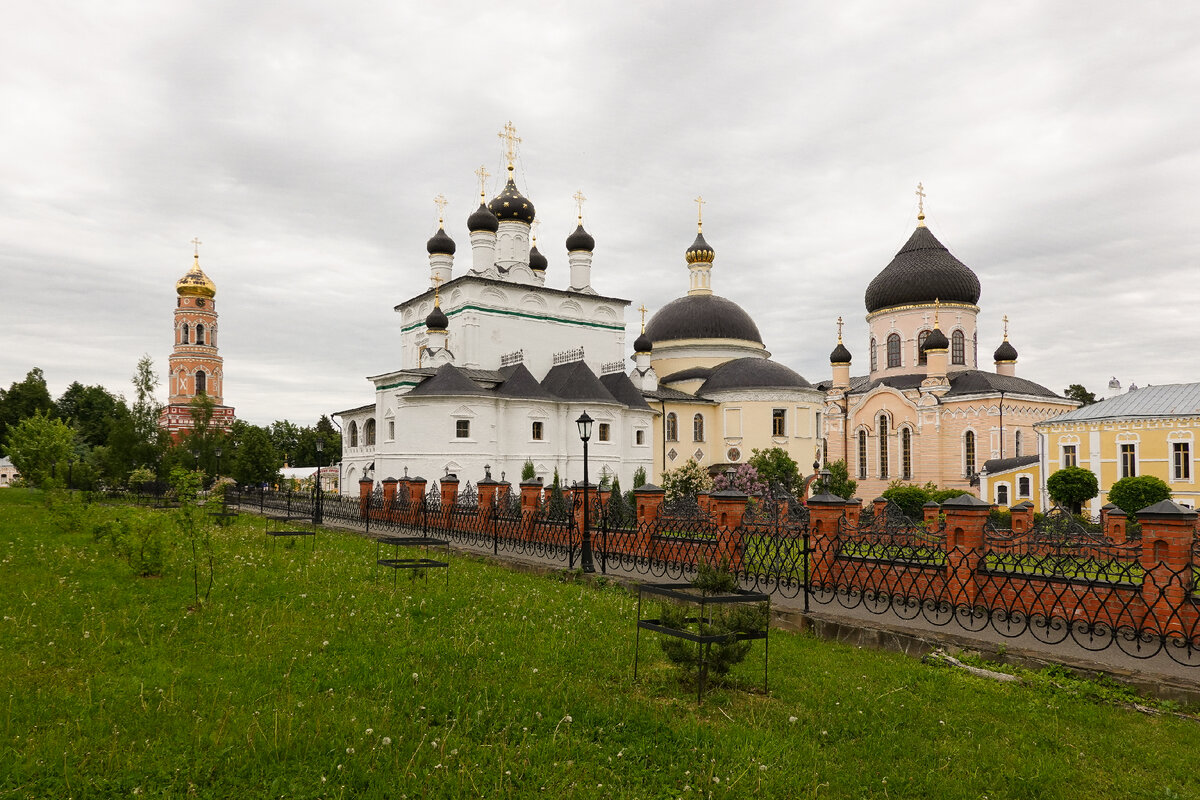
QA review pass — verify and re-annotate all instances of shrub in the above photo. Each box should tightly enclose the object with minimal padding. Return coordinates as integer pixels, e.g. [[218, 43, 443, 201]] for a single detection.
[[1047, 466, 1099, 513], [712, 463, 768, 497], [660, 460, 713, 502], [658, 560, 767, 679], [94, 515, 168, 577], [882, 483, 930, 520], [632, 466, 647, 489], [521, 460, 537, 481], [746, 447, 801, 494], [1108, 475, 1172, 517]]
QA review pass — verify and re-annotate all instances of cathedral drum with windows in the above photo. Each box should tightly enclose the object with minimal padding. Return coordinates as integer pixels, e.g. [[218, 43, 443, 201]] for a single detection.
[[160, 243, 236, 437], [821, 192, 1076, 503]]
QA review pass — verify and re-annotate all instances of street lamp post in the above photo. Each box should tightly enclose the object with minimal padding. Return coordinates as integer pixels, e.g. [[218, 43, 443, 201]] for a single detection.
[[191, 448, 200, 472], [314, 439, 324, 525], [575, 411, 595, 573], [215, 447, 223, 478]]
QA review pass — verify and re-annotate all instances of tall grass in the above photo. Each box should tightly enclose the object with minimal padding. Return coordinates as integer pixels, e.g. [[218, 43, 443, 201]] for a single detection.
[[1, 488, 1198, 799]]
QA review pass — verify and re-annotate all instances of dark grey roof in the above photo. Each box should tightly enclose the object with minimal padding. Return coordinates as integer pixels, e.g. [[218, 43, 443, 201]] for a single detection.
[[829, 342, 852, 363], [406, 366, 507, 383], [981, 455, 1039, 475], [864, 225, 981, 313], [495, 363, 557, 400], [467, 202, 499, 233], [993, 340, 1018, 361], [407, 363, 491, 397], [660, 366, 713, 383], [644, 294, 763, 344], [540, 360, 621, 404], [698, 358, 812, 394], [849, 370, 1063, 399], [565, 224, 595, 252], [396, 274, 629, 312], [426, 226, 456, 255], [1046, 382, 1200, 423], [599, 372, 652, 410], [642, 386, 718, 403]]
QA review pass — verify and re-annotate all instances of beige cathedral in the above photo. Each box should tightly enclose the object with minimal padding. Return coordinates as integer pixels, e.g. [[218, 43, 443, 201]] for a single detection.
[[820, 196, 1076, 500]]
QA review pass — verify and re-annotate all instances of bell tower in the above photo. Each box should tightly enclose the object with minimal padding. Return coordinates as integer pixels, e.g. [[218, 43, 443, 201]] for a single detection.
[[160, 239, 236, 438]]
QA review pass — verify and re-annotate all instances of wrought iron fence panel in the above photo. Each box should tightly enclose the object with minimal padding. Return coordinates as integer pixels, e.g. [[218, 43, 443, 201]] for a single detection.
[[453, 482, 478, 514], [985, 506, 1141, 581], [493, 487, 522, 520], [838, 500, 946, 568]]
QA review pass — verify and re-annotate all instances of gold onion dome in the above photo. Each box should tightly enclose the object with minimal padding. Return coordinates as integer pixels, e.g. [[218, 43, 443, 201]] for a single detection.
[[685, 231, 715, 264], [176, 254, 216, 298]]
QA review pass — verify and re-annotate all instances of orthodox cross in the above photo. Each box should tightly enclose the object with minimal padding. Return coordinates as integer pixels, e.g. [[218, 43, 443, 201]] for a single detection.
[[498, 121, 521, 168], [531, 218, 540, 245], [474, 164, 490, 198], [915, 182, 926, 219], [432, 274, 443, 305], [639, 303, 648, 333], [573, 190, 587, 222], [933, 297, 940, 327], [1003, 314, 1009, 340], [694, 195, 705, 230], [434, 193, 448, 225], [836, 315, 844, 343], [191, 237, 202, 256]]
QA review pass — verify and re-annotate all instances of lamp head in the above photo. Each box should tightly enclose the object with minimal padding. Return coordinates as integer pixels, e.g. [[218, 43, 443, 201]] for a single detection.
[[576, 411, 594, 442]]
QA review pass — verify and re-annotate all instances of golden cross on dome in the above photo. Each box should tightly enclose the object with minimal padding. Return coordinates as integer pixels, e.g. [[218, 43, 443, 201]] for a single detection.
[[531, 218, 540, 244], [433, 193, 448, 225], [573, 190, 587, 222], [639, 303, 648, 333], [933, 297, 941, 327], [191, 237, 202, 257], [432, 274, 443, 305], [1003, 314, 1010, 341], [694, 195, 705, 231], [915, 182, 926, 225], [836, 315, 844, 343], [474, 164, 490, 198], [498, 121, 521, 169]]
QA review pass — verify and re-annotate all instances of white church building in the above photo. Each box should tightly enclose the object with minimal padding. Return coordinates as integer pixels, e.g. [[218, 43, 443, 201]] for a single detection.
[[336, 128, 655, 493]]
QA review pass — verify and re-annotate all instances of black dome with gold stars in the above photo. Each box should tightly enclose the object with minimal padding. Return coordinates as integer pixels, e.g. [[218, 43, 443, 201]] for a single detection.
[[488, 177, 535, 224]]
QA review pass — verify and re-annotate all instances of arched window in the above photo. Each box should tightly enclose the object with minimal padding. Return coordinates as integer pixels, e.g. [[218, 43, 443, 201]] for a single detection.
[[693, 414, 704, 442], [364, 419, 376, 446], [1018, 476, 1031, 498], [195, 323, 205, 346], [952, 330, 965, 365], [1014, 430, 1022, 457], [917, 330, 930, 365], [964, 431, 976, 476], [901, 427, 912, 480], [857, 430, 868, 479], [348, 421, 359, 448], [886, 333, 901, 368], [665, 413, 678, 442], [878, 414, 889, 479], [972, 331, 978, 366], [869, 337, 877, 372], [195, 370, 206, 395], [996, 484, 1009, 506], [181, 323, 190, 344]]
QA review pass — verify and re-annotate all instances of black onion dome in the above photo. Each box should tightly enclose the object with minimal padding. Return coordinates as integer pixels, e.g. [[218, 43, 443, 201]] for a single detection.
[[633, 332, 652, 353], [565, 224, 595, 252], [699, 358, 812, 393], [426, 226, 456, 255], [425, 304, 449, 331], [487, 177, 535, 223], [685, 231, 715, 264], [994, 340, 1019, 361], [830, 342, 852, 364], [644, 294, 763, 344], [528, 245, 548, 271], [467, 202, 499, 233], [922, 327, 950, 351], [864, 226, 980, 313]]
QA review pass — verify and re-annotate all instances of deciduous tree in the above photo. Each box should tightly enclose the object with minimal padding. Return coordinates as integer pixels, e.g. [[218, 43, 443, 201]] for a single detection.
[[5, 410, 74, 486], [1047, 466, 1099, 514], [1107, 475, 1172, 516]]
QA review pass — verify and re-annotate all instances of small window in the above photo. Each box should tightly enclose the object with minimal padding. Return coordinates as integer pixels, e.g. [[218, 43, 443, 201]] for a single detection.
[[635, 429, 645, 445], [996, 484, 1009, 506], [1014, 430, 1022, 457], [1120, 443, 1136, 478], [964, 431, 976, 476], [886, 333, 901, 368], [917, 330, 930, 365], [901, 427, 912, 480], [1174, 442, 1191, 480], [364, 419, 376, 446], [195, 370, 206, 395], [1062, 444, 1077, 468], [772, 409, 786, 437], [387, 420, 395, 440], [598, 423, 610, 442], [952, 330, 965, 365], [349, 421, 359, 448], [1018, 476, 1031, 498], [181, 323, 190, 344], [869, 337, 878, 372], [665, 413, 678, 442], [455, 419, 470, 439], [195, 323, 205, 346], [693, 414, 704, 442], [532, 421, 544, 441]]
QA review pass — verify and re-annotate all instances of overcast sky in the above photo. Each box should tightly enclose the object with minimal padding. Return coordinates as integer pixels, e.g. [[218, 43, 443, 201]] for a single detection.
[[3, 2, 1199, 427]]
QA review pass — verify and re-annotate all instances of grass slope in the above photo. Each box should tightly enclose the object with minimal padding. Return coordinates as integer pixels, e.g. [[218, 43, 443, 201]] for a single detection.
[[1, 489, 1198, 799]]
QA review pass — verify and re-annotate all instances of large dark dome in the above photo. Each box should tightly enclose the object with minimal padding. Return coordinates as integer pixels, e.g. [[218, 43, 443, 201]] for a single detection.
[[864, 226, 980, 313], [488, 177, 535, 224], [699, 358, 812, 393], [426, 226, 456, 255], [644, 294, 763, 344]]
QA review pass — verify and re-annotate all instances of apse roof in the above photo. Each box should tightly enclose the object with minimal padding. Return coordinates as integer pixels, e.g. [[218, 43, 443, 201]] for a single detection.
[[599, 371, 652, 410]]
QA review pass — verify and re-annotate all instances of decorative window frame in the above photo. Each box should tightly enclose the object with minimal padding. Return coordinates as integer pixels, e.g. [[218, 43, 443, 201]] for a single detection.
[[994, 482, 1011, 506], [1017, 473, 1033, 499], [963, 428, 978, 478], [1168, 431, 1193, 483]]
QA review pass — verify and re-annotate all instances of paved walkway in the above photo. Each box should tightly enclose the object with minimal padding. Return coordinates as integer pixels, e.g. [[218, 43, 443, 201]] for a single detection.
[[247, 504, 1200, 700]]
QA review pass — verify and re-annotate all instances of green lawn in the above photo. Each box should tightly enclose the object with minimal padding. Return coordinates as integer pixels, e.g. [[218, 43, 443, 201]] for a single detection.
[[2, 488, 1199, 799]]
